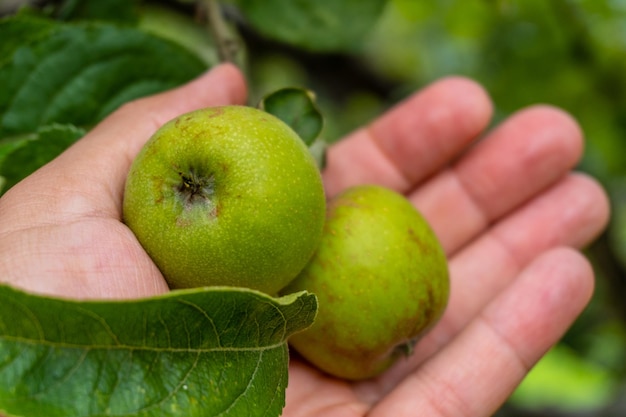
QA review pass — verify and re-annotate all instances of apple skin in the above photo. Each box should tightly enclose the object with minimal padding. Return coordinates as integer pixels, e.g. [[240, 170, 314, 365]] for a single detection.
[[122, 105, 326, 294], [281, 185, 449, 380]]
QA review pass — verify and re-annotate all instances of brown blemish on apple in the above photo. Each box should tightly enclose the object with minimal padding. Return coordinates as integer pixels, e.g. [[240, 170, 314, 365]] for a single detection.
[[210, 202, 221, 219], [143, 142, 160, 157], [419, 283, 437, 329], [407, 227, 434, 255], [174, 114, 194, 132], [151, 176, 165, 204], [176, 216, 193, 228], [207, 107, 225, 118]]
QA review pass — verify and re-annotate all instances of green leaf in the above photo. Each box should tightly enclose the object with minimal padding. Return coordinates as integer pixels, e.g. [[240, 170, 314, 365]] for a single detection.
[[0, 136, 28, 161], [259, 87, 324, 146], [54, 0, 141, 22], [0, 284, 317, 417], [0, 124, 85, 195], [137, 4, 224, 67], [0, 13, 56, 63], [236, 0, 388, 52], [0, 14, 207, 138], [510, 344, 616, 412]]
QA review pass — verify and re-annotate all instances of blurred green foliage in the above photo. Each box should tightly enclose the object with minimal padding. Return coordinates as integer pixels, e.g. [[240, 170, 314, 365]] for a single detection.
[[2, 0, 626, 415]]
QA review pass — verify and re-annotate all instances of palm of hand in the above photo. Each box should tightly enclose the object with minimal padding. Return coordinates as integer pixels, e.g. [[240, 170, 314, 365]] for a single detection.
[[0, 65, 609, 417]]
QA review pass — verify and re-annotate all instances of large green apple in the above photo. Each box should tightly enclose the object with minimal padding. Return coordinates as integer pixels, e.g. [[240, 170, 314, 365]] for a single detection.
[[122, 105, 326, 294], [281, 185, 449, 380]]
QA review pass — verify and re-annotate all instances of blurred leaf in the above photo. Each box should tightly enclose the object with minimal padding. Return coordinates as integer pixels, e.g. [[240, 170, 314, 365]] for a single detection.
[[259, 87, 323, 145], [0, 14, 207, 138], [391, 0, 436, 22], [54, 0, 140, 22], [0, 11, 56, 62], [236, 0, 388, 52], [138, 4, 236, 67], [0, 135, 28, 161], [0, 284, 317, 417], [365, 0, 493, 82], [510, 344, 617, 412], [0, 124, 85, 195], [609, 178, 626, 270], [249, 53, 309, 104]]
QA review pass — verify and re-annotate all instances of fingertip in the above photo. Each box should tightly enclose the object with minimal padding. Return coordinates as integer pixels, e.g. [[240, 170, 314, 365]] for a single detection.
[[485, 245, 596, 356], [197, 62, 248, 106], [511, 104, 585, 164], [100, 63, 249, 135], [568, 172, 612, 244], [176, 63, 248, 109], [539, 246, 596, 303], [97, 63, 248, 154], [328, 76, 494, 194], [153, 62, 249, 112], [372, 75, 494, 143], [425, 75, 494, 132], [524, 246, 597, 348]]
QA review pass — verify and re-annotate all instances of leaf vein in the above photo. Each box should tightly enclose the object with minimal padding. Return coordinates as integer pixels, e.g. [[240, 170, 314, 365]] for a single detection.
[[0, 335, 284, 353]]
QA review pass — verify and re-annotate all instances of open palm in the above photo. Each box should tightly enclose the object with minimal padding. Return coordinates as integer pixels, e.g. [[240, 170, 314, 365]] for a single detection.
[[0, 64, 609, 417]]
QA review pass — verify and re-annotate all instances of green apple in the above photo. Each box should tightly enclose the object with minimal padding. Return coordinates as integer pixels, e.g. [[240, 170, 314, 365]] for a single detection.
[[281, 185, 449, 380], [122, 105, 326, 294]]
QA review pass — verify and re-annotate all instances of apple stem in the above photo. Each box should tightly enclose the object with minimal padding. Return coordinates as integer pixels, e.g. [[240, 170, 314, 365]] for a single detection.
[[202, 0, 239, 64]]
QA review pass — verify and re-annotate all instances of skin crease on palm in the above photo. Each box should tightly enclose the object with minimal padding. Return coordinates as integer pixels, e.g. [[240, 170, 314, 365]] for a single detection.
[[0, 64, 611, 417]]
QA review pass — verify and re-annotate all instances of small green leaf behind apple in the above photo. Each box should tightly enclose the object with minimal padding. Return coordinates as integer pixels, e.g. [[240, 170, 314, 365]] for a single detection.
[[281, 185, 450, 380], [259, 87, 328, 170], [258, 87, 323, 146], [123, 105, 326, 294]]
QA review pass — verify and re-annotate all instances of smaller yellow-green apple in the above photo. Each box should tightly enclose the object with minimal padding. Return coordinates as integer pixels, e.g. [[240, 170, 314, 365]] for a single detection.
[[282, 185, 449, 380], [122, 105, 326, 294]]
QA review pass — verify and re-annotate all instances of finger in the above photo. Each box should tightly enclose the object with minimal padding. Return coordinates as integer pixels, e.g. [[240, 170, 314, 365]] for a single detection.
[[441, 173, 608, 338], [368, 247, 595, 417], [412, 105, 585, 254], [322, 77, 493, 197], [355, 173, 609, 401]]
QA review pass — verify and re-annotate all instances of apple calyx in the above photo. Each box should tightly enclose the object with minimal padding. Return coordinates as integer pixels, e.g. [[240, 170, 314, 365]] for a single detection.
[[176, 168, 216, 209]]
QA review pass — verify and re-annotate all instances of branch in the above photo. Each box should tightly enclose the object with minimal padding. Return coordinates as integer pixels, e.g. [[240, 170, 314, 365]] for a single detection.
[[203, 0, 239, 64]]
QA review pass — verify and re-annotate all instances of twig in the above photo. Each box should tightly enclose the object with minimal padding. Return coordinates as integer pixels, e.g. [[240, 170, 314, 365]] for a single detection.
[[203, 0, 239, 64]]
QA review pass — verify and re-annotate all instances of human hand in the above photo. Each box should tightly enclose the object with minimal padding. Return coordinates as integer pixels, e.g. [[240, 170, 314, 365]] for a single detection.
[[0, 65, 610, 416], [0, 64, 246, 299], [286, 78, 610, 416]]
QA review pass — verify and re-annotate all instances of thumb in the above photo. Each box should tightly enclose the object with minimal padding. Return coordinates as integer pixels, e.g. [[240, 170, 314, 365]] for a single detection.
[[2, 63, 247, 222], [74, 63, 248, 201], [90, 62, 248, 160]]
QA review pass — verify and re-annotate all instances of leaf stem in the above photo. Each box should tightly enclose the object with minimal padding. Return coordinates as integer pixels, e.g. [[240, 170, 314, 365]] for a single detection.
[[203, 0, 239, 64]]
